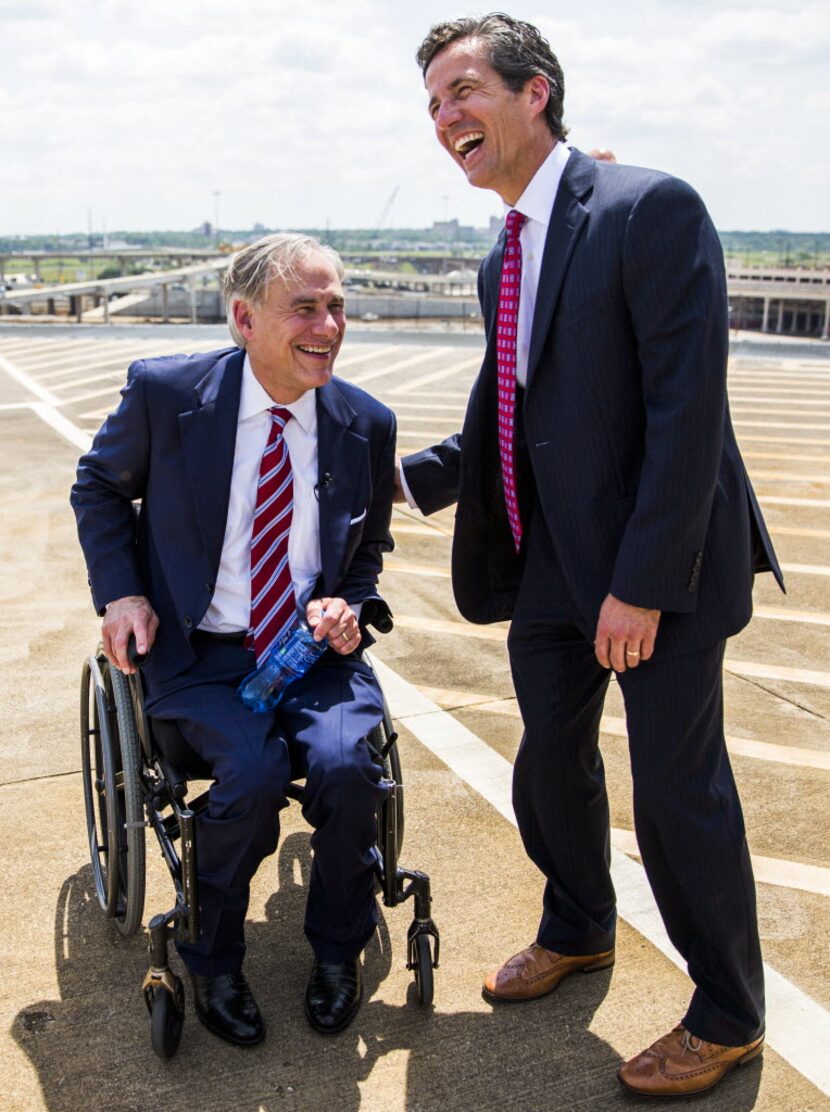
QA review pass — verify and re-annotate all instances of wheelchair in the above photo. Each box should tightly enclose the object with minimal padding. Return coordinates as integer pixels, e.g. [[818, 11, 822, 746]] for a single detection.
[[80, 639, 439, 1059]]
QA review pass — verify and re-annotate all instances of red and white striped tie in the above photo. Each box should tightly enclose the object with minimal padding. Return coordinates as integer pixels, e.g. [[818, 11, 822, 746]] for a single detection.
[[248, 406, 296, 665], [497, 208, 526, 552]]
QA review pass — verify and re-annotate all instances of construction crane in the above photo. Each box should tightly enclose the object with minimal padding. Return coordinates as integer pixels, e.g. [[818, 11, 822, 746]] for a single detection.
[[376, 186, 400, 231]]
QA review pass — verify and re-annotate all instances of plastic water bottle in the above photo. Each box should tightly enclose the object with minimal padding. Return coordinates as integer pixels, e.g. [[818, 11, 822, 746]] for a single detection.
[[237, 621, 327, 713]]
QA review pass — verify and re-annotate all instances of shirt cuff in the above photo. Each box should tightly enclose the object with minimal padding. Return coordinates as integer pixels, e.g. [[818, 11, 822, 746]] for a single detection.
[[399, 463, 420, 511]]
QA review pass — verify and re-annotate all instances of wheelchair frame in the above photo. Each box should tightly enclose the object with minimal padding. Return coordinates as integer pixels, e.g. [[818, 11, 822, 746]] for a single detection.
[[80, 646, 439, 1058]]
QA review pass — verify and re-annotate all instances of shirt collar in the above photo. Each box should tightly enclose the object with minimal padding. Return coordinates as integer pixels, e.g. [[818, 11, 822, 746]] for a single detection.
[[504, 140, 571, 228], [239, 353, 317, 432]]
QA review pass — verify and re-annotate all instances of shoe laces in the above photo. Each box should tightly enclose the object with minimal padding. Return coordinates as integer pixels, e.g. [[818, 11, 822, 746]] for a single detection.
[[680, 1028, 704, 1055]]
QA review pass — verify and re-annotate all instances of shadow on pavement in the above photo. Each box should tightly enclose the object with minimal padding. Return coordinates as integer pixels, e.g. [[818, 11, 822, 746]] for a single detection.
[[13, 833, 763, 1111]]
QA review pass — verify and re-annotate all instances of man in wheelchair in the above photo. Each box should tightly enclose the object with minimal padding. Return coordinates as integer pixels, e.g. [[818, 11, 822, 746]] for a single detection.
[[71, 233, 397, 1046]]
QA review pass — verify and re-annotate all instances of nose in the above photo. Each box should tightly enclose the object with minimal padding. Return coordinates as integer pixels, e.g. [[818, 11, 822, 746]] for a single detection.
[[435, 98, 461, 133], [315, 309, 341, 338]]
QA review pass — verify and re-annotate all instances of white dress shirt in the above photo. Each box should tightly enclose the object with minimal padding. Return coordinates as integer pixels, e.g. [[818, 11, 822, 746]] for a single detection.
[[199, 354, 322, 633], [508, 139, 571, 387]]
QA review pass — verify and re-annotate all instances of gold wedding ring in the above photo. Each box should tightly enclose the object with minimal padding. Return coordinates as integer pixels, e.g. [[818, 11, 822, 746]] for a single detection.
[[626, 649, 641, 657]]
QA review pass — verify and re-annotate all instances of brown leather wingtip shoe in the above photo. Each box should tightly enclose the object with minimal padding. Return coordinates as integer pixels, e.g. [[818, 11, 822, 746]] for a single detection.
[[482, 942, 615, 1003], [617, 1024, 764, 1098]]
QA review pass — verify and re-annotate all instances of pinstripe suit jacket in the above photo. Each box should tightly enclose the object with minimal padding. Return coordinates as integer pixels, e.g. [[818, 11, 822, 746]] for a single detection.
[[403, 148, 783, 656]]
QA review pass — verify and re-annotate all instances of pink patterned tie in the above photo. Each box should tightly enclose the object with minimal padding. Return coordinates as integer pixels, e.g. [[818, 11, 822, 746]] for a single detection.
[[497, 208, 526, 552], [248, 407, 297, 664]]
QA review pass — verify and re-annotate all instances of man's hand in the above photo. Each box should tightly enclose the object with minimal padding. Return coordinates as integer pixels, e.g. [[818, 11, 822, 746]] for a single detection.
[[102, 595, 159, 674], [594, 593, 660, 673], [306, 597, 361, 656], [393, 457, 407, 504]]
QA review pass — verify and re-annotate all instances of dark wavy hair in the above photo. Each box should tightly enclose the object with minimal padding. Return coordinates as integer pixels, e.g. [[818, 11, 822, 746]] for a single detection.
[[416, 12, 568, 140]]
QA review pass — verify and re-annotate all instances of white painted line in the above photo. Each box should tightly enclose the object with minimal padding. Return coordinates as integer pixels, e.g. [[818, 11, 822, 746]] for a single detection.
[[726, 659, 830, 689], [752, 605, 830, 626], [388, 401, 468, 413], [733, 407, 830, 419], [30, 403, 93, 452], [394, 612, 830, 681], [393, 355, 482, 394], [735, 420, 830, 431], [396, 429, 458, 440], [390, 522, 444, 537], [745, 451, 830, 464], [334, 345, 399, 371], [386, 558, 451, 578], [739, 435, 830, 447], [421, 688, 830, 772], [372, 656, 830, 1097], [749, 469, 830, 482], [399, 413, 464, 425], [771, 526, 830, 540], [0, 352, 61, 405], [387, 389, 471, 401], [759, 495, 830, 508], [779, 563, 830, 578], [349, 349, 446, 386], [609, 828, 830, 898]]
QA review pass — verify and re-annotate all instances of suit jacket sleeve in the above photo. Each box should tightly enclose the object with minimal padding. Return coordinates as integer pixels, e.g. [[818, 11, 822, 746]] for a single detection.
[[400, 433, 462, 516], [339, 406, 397, 624], [609, 176, 729, 612], [70, 360, 150, 613]]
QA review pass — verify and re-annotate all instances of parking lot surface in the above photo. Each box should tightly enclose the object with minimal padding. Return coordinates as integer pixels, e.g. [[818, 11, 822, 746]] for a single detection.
[[1, 324, 828, 1111]]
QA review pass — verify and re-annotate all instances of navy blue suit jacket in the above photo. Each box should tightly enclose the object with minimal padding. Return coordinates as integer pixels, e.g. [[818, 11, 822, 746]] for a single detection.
[[72, 346, 396, 684], [404, 148, 783, 655]]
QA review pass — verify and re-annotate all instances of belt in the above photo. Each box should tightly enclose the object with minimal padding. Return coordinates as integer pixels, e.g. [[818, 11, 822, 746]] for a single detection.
[[192, 629, 248, 645]]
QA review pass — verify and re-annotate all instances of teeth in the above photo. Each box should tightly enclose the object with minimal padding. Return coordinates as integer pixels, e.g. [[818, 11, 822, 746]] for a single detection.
[[298, 345, 331, 353], [454, 131, 484, 154]]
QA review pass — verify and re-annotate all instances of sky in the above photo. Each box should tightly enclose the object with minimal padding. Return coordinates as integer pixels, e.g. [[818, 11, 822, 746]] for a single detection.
[[1, 0, 828, 236]]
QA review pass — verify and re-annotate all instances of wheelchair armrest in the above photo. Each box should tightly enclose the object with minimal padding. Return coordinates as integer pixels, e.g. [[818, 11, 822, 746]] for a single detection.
[[361, 598, 394, 635]]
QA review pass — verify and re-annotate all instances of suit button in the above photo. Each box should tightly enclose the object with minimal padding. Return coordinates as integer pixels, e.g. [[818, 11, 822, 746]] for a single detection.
[[184, 616, 193, 628]]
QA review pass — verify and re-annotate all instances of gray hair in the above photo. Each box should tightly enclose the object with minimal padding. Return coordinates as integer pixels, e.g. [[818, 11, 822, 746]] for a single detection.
[[224, 232, 345, 347], [416, 13, 568, 141]]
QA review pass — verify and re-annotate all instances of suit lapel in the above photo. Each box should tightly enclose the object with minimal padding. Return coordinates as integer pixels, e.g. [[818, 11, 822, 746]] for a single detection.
[[178, 348, 244, 579], [526, 149, 595, 388], [315, 380, 363, 593]]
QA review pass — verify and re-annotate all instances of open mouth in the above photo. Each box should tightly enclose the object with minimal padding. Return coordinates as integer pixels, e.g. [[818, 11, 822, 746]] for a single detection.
[[453, 131, 484, 161], [297, 344, 333, 357]]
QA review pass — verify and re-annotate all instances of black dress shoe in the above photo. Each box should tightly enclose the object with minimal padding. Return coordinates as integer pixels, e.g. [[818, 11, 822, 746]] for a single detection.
[[304, 960, 362, 1034], [190, 972, 265, 1046]]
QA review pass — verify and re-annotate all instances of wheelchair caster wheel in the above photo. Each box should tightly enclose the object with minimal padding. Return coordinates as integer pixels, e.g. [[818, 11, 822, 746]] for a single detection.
[[413, 932, 434, 1006], [149, 976, 185, 1059]]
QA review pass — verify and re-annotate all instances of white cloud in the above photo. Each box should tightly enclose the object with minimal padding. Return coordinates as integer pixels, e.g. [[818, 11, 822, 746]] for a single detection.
[[0, 0, 827, 233]]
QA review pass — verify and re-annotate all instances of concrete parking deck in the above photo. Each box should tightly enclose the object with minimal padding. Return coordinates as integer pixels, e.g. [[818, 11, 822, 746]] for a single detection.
[[1, 325, 828, 1111]]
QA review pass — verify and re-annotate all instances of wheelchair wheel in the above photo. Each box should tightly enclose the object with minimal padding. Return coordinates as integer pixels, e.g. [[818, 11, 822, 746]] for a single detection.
[[108, 666, 146, 936], [369, 722, 404, 858], [80, 654, 146, 935], [81, 655, 121, 918], [149, 976, 185, 1059], [413, 932, 434, 1006]]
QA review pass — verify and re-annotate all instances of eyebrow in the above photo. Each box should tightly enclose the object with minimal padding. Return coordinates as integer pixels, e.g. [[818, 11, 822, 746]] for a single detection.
[[290, 294, 345, 307], [428, 73, 478, 115]]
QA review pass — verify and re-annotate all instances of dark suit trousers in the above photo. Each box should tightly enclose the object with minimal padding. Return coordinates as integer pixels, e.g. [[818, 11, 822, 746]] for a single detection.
[[145, 634, 388, 976], [508, 513, 765, 1046]]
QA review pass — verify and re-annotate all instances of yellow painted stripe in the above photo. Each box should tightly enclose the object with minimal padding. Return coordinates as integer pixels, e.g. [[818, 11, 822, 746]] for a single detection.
[[735, 419, 830, 431], [745, 451, 830, 464], [726, 659, 830, 689], [749, 469, 830, 482], [349, 348, 446, 386]]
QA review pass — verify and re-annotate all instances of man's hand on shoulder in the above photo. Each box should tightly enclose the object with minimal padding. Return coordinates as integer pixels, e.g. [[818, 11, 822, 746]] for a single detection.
[[594, 593, 660, 673], [306, 597, 361, 656], [102, 595, 159, 674]]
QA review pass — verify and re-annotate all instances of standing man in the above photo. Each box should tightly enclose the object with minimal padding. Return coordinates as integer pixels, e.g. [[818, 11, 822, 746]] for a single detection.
[[72, 233, 396, 1043], [399, 14, 783, 1099]]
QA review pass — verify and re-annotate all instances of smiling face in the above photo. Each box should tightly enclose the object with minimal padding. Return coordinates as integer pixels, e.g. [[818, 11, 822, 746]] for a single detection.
[[425, 37, 555, 205], [232, 252, 346, 404]]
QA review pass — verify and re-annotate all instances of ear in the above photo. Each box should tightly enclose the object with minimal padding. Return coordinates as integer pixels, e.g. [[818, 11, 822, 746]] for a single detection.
[[232, 298, 255, 341], [526, 73, 550, 118]]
